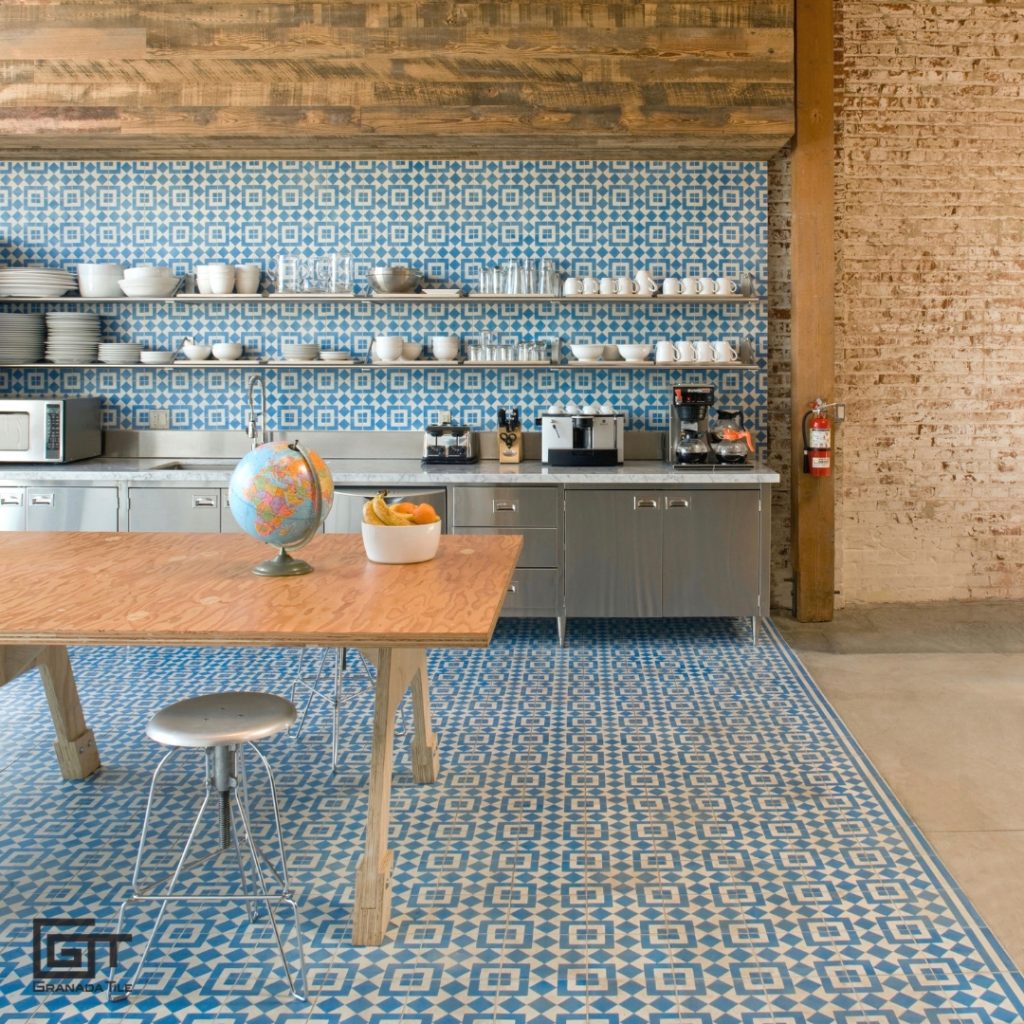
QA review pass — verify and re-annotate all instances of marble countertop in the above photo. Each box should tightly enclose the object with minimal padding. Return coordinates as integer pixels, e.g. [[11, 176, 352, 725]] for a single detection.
[[0, 457, 780, 485]]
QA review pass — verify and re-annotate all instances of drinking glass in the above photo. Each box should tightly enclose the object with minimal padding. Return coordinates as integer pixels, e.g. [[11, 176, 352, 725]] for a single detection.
[[334, 252, 353, 293], [276, 254, 300, 294], [541, 258, 560, 296]]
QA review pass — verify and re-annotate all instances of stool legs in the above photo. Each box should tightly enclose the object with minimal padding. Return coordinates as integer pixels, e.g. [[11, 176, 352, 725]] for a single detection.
[[113, 742, 307, 1001]]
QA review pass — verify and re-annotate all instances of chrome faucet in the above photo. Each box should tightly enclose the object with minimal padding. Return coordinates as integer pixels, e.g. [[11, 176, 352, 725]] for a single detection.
[[246, 373, 269, 449]]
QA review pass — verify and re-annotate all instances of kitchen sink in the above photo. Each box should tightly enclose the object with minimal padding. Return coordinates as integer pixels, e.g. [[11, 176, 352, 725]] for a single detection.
[[152, 460, 239, 471]]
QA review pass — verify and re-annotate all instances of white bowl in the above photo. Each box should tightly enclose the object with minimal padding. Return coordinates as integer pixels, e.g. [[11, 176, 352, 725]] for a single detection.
[[617, 343, 652, 362], [212, 342, 243, 360], [140, 350, 175, 364], [402, 342, 423, 361], [361, 519, 441, 564], [182, 342, 212, 360], [119, 277, 181, 298], [124, 265, 173, 280], [603, 345, 622, 361], [570, 343, 605, 361]]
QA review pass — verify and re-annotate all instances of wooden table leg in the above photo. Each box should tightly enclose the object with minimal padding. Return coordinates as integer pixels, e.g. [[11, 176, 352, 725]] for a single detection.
[[407, 649, 440, 784], [0, 645, 100, 781]]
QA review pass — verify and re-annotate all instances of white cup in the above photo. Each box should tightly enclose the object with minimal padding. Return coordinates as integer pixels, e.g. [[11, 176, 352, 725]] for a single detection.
[[124, 265, 170, 281], [599, 277, 615, 296], [563, 277, 582, 296], [662, 278, 682, 296], [681, 276, 700, 296], [694, 340, 715, 361], [655, 341, 679, 364], [712, 340, 738, 362], [615, 275, 638, 296], [77, 263, 123, 298], [715, 276, 739, 296], [374, 336, 403, 361], [234, 264, 262, 294], [675, 340, 696, 362], [581, 276, 600, 295], [196, 266, 213, 294], [635, 269, 658, 296], [207, 266, 235, 295], [697, 277, 717, 295], [431, 334, 460, 360]]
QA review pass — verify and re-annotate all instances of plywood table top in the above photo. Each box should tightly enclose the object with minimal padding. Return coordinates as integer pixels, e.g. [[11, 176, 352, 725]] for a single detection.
[[0, 532, 522, 649]]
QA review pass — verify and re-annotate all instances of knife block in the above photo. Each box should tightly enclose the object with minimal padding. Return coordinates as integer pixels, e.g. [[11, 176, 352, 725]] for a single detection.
[[498, 426, 523, 463]]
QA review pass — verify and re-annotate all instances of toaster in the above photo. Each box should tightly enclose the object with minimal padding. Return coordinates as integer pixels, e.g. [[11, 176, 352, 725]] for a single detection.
[[422, 423, 478, 465]]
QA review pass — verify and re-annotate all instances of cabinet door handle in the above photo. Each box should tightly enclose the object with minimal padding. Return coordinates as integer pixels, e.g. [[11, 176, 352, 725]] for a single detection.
[[507, 583, 518, 594], [0, 494, 22, 506], [192, 495, 218, 508], [30, 493, 54, 506], [493, 501, 517, 512], [665, 497, 689, 509], [633, 497, 658, 510]]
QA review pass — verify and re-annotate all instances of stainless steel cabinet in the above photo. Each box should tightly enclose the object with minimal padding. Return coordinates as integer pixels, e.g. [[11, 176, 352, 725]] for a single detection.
[[0, 487, 25, 531], [127, 486, 222, 533], [564, 488, 763, 620], [220, 488, 244, 533], [326, 487, 447, 533], [564, 490, 663, 616], [662, 490, 760, 616], [26, 486, 118, 532], [452, 486, 559, 529]]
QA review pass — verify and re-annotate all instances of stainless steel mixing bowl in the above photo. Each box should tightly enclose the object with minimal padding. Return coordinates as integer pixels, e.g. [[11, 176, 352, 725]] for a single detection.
[[367, 266, 423, 294]]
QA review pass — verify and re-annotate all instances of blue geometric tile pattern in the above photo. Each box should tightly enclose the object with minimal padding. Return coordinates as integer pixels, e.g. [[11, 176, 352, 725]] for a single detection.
[[1, 619, 1022, 1022], [0, 160, 767, 441]]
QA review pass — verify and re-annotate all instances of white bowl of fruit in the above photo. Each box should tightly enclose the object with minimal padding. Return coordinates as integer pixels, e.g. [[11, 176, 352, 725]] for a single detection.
[[361, 492, 441, 563]]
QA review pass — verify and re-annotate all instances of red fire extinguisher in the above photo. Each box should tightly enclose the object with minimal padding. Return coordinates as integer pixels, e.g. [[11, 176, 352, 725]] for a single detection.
[[802, 398, 832, 477]]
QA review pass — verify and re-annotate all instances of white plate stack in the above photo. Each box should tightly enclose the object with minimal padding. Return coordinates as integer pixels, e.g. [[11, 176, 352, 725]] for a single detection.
[[0, 267, 76, 297], [97, 342, 142, 365], [0, 312, 45, 365], [45, 312, 102, 365]]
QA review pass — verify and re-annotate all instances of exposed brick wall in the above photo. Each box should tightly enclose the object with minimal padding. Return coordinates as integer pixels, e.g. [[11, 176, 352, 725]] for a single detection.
[[769, 0, 1024, 608]]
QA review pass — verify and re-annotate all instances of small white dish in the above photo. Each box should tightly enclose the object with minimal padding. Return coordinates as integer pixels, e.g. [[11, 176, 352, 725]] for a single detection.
[[570, 343, 605, 361], [119, 277, 181, 298], [182, 342, 212, 360], [402, 342, 423, 361], [321, 351, 354, 363], [140, 350, 175, 365], [212, 342, 243, 360]]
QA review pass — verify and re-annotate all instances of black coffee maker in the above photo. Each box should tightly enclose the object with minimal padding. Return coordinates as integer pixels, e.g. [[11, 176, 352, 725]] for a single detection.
[[669, 385, 715, 465]]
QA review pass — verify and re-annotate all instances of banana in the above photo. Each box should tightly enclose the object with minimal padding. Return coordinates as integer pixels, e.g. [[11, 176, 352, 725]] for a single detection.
[[363, 500, 387, 526], [371, 492, 412, 526]]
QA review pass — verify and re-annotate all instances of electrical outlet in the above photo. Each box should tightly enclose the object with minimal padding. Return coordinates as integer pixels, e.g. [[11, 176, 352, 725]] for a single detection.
[[149, 409, 170, 430], [438, 410, 452, 425]]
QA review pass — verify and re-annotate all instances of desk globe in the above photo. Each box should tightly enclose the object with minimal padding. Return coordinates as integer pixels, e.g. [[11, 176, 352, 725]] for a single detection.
[[228, 441, 334, 576]]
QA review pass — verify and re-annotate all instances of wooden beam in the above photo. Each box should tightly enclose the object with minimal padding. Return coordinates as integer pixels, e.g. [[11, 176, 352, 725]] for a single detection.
[[790, 0, 835, 620]]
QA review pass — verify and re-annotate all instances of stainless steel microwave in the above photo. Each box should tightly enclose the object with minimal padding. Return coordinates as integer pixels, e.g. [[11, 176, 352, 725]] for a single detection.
[[0, 398, 102, 463]]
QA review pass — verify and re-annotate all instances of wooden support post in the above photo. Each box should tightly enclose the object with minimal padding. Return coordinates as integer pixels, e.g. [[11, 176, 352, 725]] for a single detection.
[[34, 646, 100, 780], [791, 0, 836, 621], [406, 650, 440, 784]]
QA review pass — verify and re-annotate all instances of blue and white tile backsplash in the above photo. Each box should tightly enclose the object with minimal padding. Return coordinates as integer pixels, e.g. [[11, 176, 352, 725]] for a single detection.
[[0, 160, 767, 437]]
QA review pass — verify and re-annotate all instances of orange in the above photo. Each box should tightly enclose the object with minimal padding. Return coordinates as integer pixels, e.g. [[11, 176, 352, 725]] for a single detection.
[[411, 503, 439, 525], [392, 502, 417, 514]]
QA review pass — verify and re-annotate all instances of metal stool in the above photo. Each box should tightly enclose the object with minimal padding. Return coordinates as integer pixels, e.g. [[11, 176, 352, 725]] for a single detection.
[[290, 648, 408, 770], [112, 691, 308, 1000]]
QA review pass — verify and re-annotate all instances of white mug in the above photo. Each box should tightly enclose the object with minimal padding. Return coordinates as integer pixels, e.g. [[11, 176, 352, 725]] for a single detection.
[[196, 266, 213, 294], [234, 264, 261, 294], [694, 341, 715, 361], [431, 334, 460, 360], [599, 277, 615, 296], [681, 276, 701, 296], [675, 340, 696, 362], [635, 269, 658, 296], [563, 277, 582, 296], [207, 266, 235, 295], [697, 277, 717, 295], [615, 275, 638, 295], [581, 276, 600, 295], [715, 276, 739, 296], [655, 341, 679, 364], [662, 278, 682, 296], [712, 340, 738, 362]]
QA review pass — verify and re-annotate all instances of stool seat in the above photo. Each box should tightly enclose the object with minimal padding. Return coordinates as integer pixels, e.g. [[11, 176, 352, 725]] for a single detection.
[[147, 692, 297, 748]]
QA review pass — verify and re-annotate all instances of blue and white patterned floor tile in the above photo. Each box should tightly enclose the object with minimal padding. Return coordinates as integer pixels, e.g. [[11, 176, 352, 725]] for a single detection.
[[1, 619, 1022, 1023]]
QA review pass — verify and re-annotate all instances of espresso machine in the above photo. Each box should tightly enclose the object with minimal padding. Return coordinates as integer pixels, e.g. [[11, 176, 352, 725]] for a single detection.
[[541, 413, 624, 466], [669, 385, 715, 466]]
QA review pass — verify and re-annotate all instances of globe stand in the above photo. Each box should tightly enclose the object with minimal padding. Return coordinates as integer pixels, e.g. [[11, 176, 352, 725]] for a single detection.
[[252, 547, 313, 577]]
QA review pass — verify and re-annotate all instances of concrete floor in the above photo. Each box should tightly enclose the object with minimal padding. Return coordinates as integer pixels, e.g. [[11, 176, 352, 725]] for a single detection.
[[777, 600, 1024, 968]]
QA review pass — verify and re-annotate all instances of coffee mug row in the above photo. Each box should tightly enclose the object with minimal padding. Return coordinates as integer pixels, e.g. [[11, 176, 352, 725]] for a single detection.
[[564, 274, 642, 297], [656, 340, 739, 364], [195, 263, 262, 295], [563, 272, 742, 298]]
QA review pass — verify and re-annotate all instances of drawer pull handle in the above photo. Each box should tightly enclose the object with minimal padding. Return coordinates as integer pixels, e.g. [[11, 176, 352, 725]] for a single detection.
[[507, 583, 518, 594], [192, 495, 218, 508], [30, 494, 54, 506], [0, 494, 22, 506], [633, 497, 657, 510], [493, 501, 517, 513], [665, 497, 690, 509]]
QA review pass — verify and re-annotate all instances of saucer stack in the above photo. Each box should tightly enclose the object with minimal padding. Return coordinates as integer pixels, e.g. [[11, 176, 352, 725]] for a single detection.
[[0, 266, 76, 297], [45, 312, 102, 364], [0, 312, 45, 364], [97, 342, 142, 365]]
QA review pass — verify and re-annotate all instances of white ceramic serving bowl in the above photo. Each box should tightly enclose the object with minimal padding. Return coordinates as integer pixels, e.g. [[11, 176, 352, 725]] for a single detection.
[[603, 344, 622, 361], [76, 264, 124, 298], [402, 342, 423, 361], [182, 342, 212, 360], [617, 343, 652, 362], [570, 343, 605, 361], [124, 265, 173, 281], [119, 277, 181, 298], [373, 337, 404, 361], [212, 342, 243, 360], [361, 519, 441, 564], [140, 350, 175, 365]]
